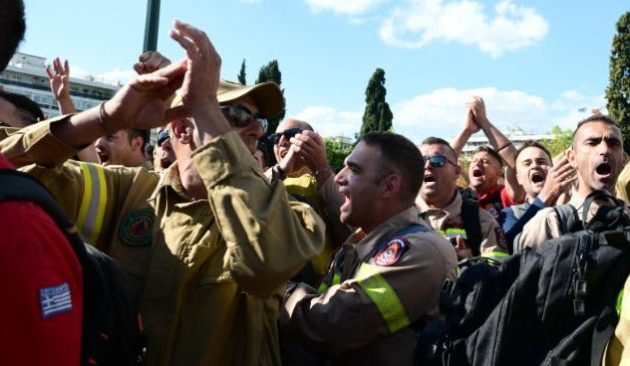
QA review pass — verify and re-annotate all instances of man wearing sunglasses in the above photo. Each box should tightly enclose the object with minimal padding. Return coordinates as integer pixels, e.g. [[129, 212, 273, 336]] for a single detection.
[[416, 137, 508, 259], [0, 22, 325, 365], [264, 118, 350, 280]]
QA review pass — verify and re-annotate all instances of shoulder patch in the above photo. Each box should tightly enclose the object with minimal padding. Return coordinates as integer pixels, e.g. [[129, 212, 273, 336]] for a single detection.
[[40, 283, 72, 319], [374, 238, 408, 266], [119, 206, 154, 246]]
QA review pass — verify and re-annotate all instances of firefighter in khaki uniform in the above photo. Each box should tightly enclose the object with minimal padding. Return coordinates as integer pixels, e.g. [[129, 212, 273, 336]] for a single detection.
[[415, 137, 508, 259], [1, 22, 325, 365], [280, 133, 457, 365]]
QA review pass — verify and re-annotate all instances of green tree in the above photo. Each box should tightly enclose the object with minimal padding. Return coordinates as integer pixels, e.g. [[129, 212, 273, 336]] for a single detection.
[[255, 60, 286, 135], [237, 59, 247, 85], [539, 125, 573, 158], [360, 68, 393, 136], [325, 139, 353, 172], [606, 12, 630, 152]]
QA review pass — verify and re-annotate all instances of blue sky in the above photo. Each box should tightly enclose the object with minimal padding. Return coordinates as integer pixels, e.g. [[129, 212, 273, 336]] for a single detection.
[[20, 0, 629, 144]]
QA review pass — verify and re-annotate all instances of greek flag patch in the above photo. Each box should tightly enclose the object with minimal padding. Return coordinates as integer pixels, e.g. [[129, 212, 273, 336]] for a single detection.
[[39, 283, 73, 319]]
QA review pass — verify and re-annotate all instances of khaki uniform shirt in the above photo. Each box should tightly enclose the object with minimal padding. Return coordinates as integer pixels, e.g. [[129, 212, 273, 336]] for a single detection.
[[0, 119, 326, 365], [617, 160, 630, 205], [264, 168, 351, 276], [416, 191, 508, 256], [280, 206, 457, 365]]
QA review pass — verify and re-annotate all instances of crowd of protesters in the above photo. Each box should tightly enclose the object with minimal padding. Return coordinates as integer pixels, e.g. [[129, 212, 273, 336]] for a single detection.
[[3, 1, 630, 365]]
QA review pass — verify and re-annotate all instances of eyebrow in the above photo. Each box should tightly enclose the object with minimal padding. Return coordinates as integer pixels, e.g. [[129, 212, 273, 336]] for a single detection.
[[346, 160, 362, 171]]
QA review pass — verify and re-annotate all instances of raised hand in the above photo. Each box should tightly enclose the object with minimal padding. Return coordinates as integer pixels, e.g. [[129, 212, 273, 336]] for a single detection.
[[466, 96, 489, 129], [134, 51, 172, 75], [538, 155, 576, 205], [289, 130, 332, 182]]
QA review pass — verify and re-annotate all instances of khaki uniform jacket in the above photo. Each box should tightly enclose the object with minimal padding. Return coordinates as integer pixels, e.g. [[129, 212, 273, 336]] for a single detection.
[[416, 191, 508, 256], [0, 119, 326, 365], [616, 160, 630, 205], [280, 206, 457, 365]]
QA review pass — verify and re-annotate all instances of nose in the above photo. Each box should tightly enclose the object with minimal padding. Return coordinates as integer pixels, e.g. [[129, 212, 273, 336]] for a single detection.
[[94, 137, 105, 149], [335, 167, 347, 186]]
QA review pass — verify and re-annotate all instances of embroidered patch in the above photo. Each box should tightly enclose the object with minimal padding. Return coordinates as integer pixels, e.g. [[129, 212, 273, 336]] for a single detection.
[[374, 238, 408, 266], [40, 283, 72, 319], [119, 207, 154, 246]]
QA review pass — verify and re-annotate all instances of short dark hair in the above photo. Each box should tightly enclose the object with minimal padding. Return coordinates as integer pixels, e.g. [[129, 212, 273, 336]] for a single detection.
[[0, 0, 26, 72], [128, 128, 150, 147], [571, 115, 620, 148], [475, 146, 503, 168], [515, 140, 552, 163], [422, 136, 457, 160], [0, 90, 44, 125], [359, 132, 424, 202]]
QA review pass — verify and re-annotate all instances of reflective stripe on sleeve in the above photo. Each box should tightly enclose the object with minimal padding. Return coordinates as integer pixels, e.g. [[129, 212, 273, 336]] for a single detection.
[[76, 162, 107, 244], [617, 289, 624, 316], [355, 263, 410, 333], [481, 251, 509, 259], [437, 228, 467, 239], [318, 272, 341, 293]]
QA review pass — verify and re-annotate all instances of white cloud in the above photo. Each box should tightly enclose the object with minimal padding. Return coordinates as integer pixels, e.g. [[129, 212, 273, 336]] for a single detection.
[[305, 0, 386, 15], [295, 88, 604, 145], [379, 0, 548, 57], [294, 106, 362, 138]]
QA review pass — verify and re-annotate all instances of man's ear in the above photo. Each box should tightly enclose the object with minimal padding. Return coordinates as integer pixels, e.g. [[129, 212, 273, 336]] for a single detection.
[[130, 135, 143, 151], [382, 174, 402, 199], [566, 146, 577, 168], [171, 119, 194, 146]]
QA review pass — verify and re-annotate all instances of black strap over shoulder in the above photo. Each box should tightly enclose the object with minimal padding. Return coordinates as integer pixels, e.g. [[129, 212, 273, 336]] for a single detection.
[[459, 188, 482, 257]]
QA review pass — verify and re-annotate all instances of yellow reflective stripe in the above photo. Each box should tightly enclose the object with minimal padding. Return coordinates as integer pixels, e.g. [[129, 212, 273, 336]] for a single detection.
[[318, 273, 342, 293], [481, 251, 509, 259], [617, 289, 624, 316], [355, 263, 409, 333], [437, 228, 467, 238], [76, 163, 107, 244]]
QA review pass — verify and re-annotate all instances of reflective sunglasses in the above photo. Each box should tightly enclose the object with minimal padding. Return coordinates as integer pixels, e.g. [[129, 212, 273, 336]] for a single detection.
[[269, 127, 303, 145], [221, 104, 268, 133], [423, 154, 457, 168]]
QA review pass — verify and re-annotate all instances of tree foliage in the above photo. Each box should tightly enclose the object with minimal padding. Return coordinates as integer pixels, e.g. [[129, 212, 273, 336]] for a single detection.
[[325, 140, 353, 172], [539, 125, 573, 159], [255, 60, 286, 136], [606, 12, 630, 152], [360, 68, 393, 136], [237, 59, 246, 85]]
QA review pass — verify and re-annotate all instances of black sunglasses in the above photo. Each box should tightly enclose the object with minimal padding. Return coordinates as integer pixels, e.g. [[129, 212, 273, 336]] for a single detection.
[[423, 154, 457, 168], [221, 105, 268, 133], [269, 127, 303, 145]]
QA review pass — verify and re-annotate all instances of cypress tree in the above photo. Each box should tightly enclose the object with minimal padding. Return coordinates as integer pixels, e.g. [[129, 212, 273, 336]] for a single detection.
[[606, 12, 630, 152], [360, 68, 393, 136], [237, 59, 247, 85]]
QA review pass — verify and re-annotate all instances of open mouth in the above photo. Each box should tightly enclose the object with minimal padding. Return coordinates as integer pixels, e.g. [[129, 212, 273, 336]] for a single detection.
[[531, 172, 545, 184], [96, 151, 110, 164], [596, 162, 612, 176], [471, 168, 483, 178], [424, 175, 436, 183]]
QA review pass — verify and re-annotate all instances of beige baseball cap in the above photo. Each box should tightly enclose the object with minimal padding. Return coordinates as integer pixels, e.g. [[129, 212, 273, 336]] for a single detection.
[[171, 79, 284, 119]]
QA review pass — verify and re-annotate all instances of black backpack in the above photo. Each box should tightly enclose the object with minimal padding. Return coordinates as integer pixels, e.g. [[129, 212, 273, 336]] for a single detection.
[[416, 190, 630, 366], [0, 169, 146, 365]]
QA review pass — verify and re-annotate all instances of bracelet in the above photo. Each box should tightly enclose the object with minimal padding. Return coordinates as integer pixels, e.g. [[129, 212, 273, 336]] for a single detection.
[[496, 142, 513, 153], [98, 102, 116, 134]]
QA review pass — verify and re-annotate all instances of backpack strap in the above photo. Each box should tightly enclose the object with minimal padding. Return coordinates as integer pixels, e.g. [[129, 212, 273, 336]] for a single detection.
[[553, 204, 581, 235], [459, 189, 483, 257]]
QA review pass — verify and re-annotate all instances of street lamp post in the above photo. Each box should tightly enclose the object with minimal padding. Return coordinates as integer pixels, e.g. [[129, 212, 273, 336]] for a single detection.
[[143, 0, 161, 52]]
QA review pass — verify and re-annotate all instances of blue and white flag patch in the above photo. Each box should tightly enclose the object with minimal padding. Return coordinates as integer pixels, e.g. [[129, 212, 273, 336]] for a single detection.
[[39, 283, 72, 319]]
